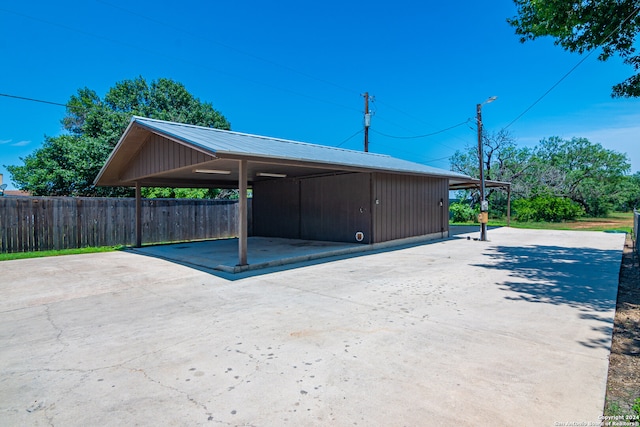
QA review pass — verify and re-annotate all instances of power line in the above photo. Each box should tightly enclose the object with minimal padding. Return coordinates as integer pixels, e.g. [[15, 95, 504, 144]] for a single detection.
[[368, 117, 470, 153], [370, 120, 470, 139], [504, 4, 640, 129], [0, 6, 481, 151], [373, 98, 474, 146], [375, 99, 440, 129], [0, 94, 458, 167], [425, 155, 455, 163], [503, 54, 597, 130], [336, 129, 363, 148], [369, 99, 436, 135], [0, 7, 361, 114], [0, 93, 67, 107], [369, 139, 457, 166]]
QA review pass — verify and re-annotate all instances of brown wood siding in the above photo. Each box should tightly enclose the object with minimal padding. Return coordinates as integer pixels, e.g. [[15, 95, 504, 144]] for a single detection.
[[372, 173, 448, 243], [300, 173, 371, 243], [253, 172, 448, 244], [253, 173, 372, 243], [122, 134, 215, 181], [252, 179, 301, 238]]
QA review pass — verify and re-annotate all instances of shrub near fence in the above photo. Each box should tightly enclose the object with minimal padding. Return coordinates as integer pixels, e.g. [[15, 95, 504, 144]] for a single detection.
[[0, 196, 251, 253]]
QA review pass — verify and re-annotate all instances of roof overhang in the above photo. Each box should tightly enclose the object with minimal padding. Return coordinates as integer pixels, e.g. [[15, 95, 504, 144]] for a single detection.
[[448, 178, 511, 191], [95, 117, 478, 189]]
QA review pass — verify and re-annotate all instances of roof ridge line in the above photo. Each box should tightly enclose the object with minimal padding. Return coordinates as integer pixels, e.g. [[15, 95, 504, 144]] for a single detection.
[[132, 116, 393, 159]]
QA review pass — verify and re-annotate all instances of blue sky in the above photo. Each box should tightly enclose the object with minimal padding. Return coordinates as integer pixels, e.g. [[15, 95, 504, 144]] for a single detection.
[[1, 0, 639, 190]]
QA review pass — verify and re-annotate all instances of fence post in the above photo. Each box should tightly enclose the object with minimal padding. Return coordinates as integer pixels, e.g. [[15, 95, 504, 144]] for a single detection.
[[1, 196, 243, 253], [633, 209, 640, 256], [135, 183, 142, 248]]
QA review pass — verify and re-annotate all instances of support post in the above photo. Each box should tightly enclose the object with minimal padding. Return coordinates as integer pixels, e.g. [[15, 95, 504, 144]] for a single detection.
[[507, 184, 511, 227], [135, 182, 142, 248], [238, 159, 248, 266]]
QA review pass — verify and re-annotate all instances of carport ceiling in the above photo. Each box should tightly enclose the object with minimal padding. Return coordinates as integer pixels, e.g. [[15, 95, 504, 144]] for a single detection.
[[94, 117, 474, 189], [120, 157, 356, 189], [449, 179, 511, 191]]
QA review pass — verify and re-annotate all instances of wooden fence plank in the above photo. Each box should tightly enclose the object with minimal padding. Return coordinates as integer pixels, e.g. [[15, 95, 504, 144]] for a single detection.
[[0, 197, 249, 253]]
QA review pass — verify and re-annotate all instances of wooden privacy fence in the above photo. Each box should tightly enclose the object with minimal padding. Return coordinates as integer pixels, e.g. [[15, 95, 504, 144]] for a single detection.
[[634, 209, 639, 257], [0, 196, 251, 253]]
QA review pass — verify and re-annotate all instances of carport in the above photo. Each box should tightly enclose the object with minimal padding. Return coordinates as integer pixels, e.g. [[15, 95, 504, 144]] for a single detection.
[[95, 117, 476, 267], [449, 178, 513, 225]]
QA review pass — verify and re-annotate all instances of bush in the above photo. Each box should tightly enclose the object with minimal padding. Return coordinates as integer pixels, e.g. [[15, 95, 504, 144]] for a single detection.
[[450, 202, 476, 223], [514, 196, 585, 222]]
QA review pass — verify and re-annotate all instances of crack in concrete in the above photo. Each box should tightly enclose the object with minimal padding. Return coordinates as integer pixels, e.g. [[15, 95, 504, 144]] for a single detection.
[[129, 367, 218, 424], [22, 399, 55, 426], [10, 318, 223, 383], [44, 305, 68, 360], [43, 405, 55, 427]]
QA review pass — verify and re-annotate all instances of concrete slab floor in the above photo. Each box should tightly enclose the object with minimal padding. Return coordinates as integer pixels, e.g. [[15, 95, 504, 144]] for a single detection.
[[129, 233, 448, 274], [130, 236, 365, 274], [0, 228, 625, 426]]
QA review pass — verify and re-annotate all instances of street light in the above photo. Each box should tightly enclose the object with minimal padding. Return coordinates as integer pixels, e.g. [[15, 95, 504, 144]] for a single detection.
[[477, 96, 497, 241]]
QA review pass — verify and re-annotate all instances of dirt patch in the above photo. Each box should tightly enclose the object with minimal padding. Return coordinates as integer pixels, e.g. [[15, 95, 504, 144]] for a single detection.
[[574, 216, 633, 230], [572, 221, 626, 229], [604, 234, 640, 414]]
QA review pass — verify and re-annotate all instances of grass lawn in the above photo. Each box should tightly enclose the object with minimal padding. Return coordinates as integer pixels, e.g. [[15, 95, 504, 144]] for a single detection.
[[454, 212, 634, 233], [1, 213, 636, 261], [0, 246, 124, 262]]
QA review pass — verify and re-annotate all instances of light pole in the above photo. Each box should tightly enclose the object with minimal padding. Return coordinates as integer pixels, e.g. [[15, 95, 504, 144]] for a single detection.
[[477, 96, 497, 241]]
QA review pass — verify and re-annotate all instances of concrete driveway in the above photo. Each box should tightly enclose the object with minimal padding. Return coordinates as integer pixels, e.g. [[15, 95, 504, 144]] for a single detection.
[[0, 228, 625, 426]]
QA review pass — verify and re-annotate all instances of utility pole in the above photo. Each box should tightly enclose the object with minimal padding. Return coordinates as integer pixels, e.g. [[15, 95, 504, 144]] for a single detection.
[[477, 96, 497, 242], [363, 92, 370, 152], [477, 102, 487, 241]]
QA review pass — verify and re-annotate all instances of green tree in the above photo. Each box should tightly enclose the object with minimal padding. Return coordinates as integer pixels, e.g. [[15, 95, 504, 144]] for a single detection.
[[449, 202, 477, 223], [513, 195, 585, 222], [615, 171, 640, 211], [7, 77, 231, 196], [508, 0, 640, 97], [531, 137, 630, 216], [450, 133, 633, 218], [141, 188, 221, 199], [450, 129, 533, 216]]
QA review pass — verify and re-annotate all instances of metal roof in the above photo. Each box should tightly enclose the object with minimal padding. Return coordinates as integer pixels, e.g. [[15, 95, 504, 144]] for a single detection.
[[95, 116, 474, 187], [135, 117, 471, 178]]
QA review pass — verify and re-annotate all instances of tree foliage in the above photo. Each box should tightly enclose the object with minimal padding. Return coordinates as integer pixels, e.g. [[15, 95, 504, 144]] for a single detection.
[[513, 196, 585, 222], [508, 0, 640, 97], [7, 77, 231, 196], [451, 129, 533, 186], [531, 137, 630, 215], [140, 188, 241, 199], [450, 130, 532, 216], [450, 133, 632, 218], [449, 202, 478, 223], [617, 171, 640, 210]]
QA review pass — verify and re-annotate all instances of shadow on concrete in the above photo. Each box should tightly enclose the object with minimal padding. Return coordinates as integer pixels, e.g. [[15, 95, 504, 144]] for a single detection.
[[474, 244, 621, 312], [128, 235, 450, 281], [449, 225, 503, 237], [576, 312, 615, 350], [473, 244, 621, 350]]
